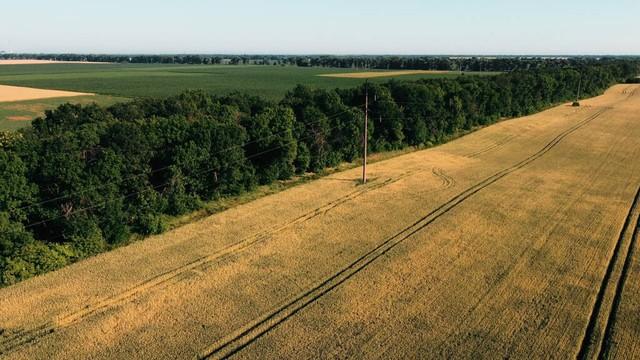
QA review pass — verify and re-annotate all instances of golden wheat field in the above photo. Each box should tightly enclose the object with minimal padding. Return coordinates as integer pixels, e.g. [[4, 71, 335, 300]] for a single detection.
[[0, 84, 93, 102], [0, 85, 639, 359]]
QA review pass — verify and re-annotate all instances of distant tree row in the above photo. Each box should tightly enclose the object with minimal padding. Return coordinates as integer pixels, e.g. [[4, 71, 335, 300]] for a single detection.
[[0, 60, 638, 286], [2, 53, 639, 72]]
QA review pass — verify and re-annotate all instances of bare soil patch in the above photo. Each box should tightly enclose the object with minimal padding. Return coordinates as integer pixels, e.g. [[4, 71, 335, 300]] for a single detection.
[[0, 85, 93, 102], [6, 116, 31, 121]]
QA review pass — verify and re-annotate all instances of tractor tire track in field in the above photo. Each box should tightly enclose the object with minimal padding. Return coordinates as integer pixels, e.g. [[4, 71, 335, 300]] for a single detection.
[[436, 138, 626, 358], [621, 86, 637, 99], [600, 192, 640, 359], [465, 134, 518, 158], [577, 185, 640, 360], [198, 108, 609, 359], [431, 167, 456, 190], [0, 172, 420, 356]]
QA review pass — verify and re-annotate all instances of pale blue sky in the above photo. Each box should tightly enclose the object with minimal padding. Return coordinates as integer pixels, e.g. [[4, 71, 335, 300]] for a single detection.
[[1, 0, 638, 55]]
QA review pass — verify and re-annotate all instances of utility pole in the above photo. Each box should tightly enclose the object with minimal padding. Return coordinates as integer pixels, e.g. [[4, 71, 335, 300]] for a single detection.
[[363, 81, 369, 184], [576, 76, 582, 102], [573, 76, 582, 107]]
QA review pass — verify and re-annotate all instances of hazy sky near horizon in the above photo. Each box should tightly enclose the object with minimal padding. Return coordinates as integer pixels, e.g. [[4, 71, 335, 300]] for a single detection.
[[1, 0, 638, 55]]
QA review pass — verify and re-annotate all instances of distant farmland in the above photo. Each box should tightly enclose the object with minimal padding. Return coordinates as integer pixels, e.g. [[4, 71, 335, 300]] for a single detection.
[[318, 69, 454, 78], [0, 63, 495, 100], [0, 64, 496, 130]]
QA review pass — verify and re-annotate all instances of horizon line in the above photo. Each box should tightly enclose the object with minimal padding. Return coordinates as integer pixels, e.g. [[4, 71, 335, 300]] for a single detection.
[[2, 52, 640, 57]]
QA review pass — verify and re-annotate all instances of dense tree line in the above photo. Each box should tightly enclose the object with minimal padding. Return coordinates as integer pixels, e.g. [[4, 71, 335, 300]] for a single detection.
[[3, 53, 638, 72], [293, 56, 612, 72], [0, 61, 638, 286], [0, 53, 283, 65]]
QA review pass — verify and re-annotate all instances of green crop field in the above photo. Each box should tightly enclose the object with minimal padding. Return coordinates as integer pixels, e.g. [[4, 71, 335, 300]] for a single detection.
[[0, 64, 495, 99], [0, 63, 497, 130]]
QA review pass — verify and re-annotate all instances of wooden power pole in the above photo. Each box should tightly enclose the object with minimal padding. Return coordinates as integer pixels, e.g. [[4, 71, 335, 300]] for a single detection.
[[577, 77, 582, 102], [363, 81, 369, 184], [573, 76, 583, 107]]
